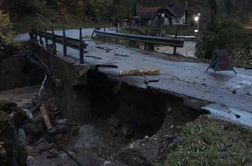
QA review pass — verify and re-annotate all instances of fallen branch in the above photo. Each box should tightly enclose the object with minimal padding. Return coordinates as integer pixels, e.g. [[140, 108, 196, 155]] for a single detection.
[[34, 138, 45, 146], [119, 69, 160, 76], [39, 139, 69, 153]]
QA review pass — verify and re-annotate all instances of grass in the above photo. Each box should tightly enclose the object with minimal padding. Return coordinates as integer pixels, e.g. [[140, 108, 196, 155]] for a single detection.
[[119, 29, 132, 34], [160, 115, 252, 166]]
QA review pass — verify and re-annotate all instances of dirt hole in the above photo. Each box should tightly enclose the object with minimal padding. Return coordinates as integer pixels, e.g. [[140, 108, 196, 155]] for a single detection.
[[68, 71, 204, 165]]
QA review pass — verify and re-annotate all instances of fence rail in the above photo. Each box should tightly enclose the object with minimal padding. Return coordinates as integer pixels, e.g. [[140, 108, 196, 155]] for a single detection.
[[31, 27, 85, 64], [30, 26, 185, 65], [93, 29, 184, 53]]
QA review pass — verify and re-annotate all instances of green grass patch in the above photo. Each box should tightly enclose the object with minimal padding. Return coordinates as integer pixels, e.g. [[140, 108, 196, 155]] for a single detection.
[[161, 115, 252, 166], [119, 29, 131, 34]]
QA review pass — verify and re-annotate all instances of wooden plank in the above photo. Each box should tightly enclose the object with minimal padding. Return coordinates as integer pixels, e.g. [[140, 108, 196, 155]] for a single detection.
[[40, 103, 53, 130]]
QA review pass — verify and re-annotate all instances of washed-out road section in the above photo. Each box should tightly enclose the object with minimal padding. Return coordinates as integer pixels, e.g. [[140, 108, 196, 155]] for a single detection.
[[16, 28, 252, 127]]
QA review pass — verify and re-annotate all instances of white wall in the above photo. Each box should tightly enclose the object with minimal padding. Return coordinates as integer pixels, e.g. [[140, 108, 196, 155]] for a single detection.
[[173, 14, 186, 25]]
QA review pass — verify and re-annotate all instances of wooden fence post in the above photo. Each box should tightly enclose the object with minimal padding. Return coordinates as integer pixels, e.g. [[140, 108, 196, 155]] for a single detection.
[[34, 25, 38, 45], [129, 23, 132, 47], [79, 28, 84, 64], [173, 29, 178, 55], [52, 27, 56, 55], [116, 25, 118, 44], [39, 26, 43, 46], [44, 26, 48, 45], [63, 27, 67, 57], [144, 29, 148, 50]]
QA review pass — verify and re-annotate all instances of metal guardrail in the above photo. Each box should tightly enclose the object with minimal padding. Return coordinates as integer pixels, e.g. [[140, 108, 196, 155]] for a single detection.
[[30, 26, 184, 65], [31, 27, 85, 64], [94, 29, 184, 53], [94, 30, 184, 47]]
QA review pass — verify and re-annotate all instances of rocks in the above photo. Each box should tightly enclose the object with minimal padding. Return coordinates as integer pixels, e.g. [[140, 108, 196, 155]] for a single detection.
[[168, 136, 181, 148], [26, 146, 35, 156], [53, 78, 64, 88], [108, 115, 121, 128], [23, 116, 46, 135], [55, 118, 68, 125], [18, 128, 27, 143], [0, 145, 6, 156], [104, 161, 112, 166], [78, 67, 89, 77], [167, 107, 173, 112], [75, 124, 101, 149], [54, 133, 63, 140], [98, 142, 116, 158], [46, 119, 69, 136], [121, 123, 134, 137], [46, 127, 59, 135], [60, 151, 76, 160], [70, 125, 80, 136], [26, 156, 36, 166]]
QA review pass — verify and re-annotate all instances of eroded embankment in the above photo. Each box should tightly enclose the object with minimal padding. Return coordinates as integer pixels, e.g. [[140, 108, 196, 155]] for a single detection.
[[36, 69, 205, 166], [0, 43, 207, 166], [0, 44, 44, 91], [72, 70, 204, 165]]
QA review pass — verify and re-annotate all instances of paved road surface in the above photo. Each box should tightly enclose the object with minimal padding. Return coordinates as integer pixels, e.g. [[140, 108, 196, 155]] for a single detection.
[[15, 29, 252, 126], [48, 29, 252, 112]]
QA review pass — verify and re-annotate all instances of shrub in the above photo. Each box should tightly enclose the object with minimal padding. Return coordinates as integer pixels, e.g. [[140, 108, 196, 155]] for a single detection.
[[0, 10, 12, 41], [0, 10, 20, 59], [196, 16, 251, 60]]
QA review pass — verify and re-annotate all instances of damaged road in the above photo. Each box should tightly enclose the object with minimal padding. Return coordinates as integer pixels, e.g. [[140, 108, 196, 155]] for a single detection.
[[45, 29, 252, 113], [9, 28, 252, 166]]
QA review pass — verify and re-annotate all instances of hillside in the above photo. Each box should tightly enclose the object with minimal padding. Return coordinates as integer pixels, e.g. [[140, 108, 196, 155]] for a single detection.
[[0, 0, 252, 33]]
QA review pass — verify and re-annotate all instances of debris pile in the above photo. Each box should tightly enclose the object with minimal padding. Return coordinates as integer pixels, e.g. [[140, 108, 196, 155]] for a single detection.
[[0, 99, 74, 166]]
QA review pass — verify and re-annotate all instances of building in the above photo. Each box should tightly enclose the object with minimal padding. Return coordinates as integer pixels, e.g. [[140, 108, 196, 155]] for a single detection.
[[158, 4, 186, 26], [138, 7, 159, 26], [137, 4, 186, 27]]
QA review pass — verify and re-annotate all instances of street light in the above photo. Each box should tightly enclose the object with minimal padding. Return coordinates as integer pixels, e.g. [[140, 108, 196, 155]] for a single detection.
[[160, 13, 165, 37], [194, 13, 201, 34], [194, 16, 199, 22]]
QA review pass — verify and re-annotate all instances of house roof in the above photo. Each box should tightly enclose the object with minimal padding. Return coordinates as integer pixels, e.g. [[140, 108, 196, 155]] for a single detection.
[[158, 6, 185, 18], [138, 5, 185, 19], [138, 7, 159, 19]]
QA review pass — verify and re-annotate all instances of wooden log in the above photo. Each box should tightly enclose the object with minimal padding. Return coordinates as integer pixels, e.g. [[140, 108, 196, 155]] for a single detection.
[[40, 103, 53, 130], [39, 139, 69, 153], [119, 69, 160, 76], [34, 138, 45, 146]]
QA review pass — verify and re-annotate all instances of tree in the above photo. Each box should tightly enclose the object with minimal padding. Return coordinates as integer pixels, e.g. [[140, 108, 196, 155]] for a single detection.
[[1, 0, 36, 20], [0, 10, 12, 42], [0, 10, 16, 59], [195, 16, 251, 60]]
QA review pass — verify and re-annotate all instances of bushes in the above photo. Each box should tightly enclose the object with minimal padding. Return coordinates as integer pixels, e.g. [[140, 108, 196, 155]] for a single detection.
[[0, 10, 12, 40], [0, 10, 12, 56], [1, 0, 36, 20], [0, 10, 20, 59], [196, 16, 251, 59]]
